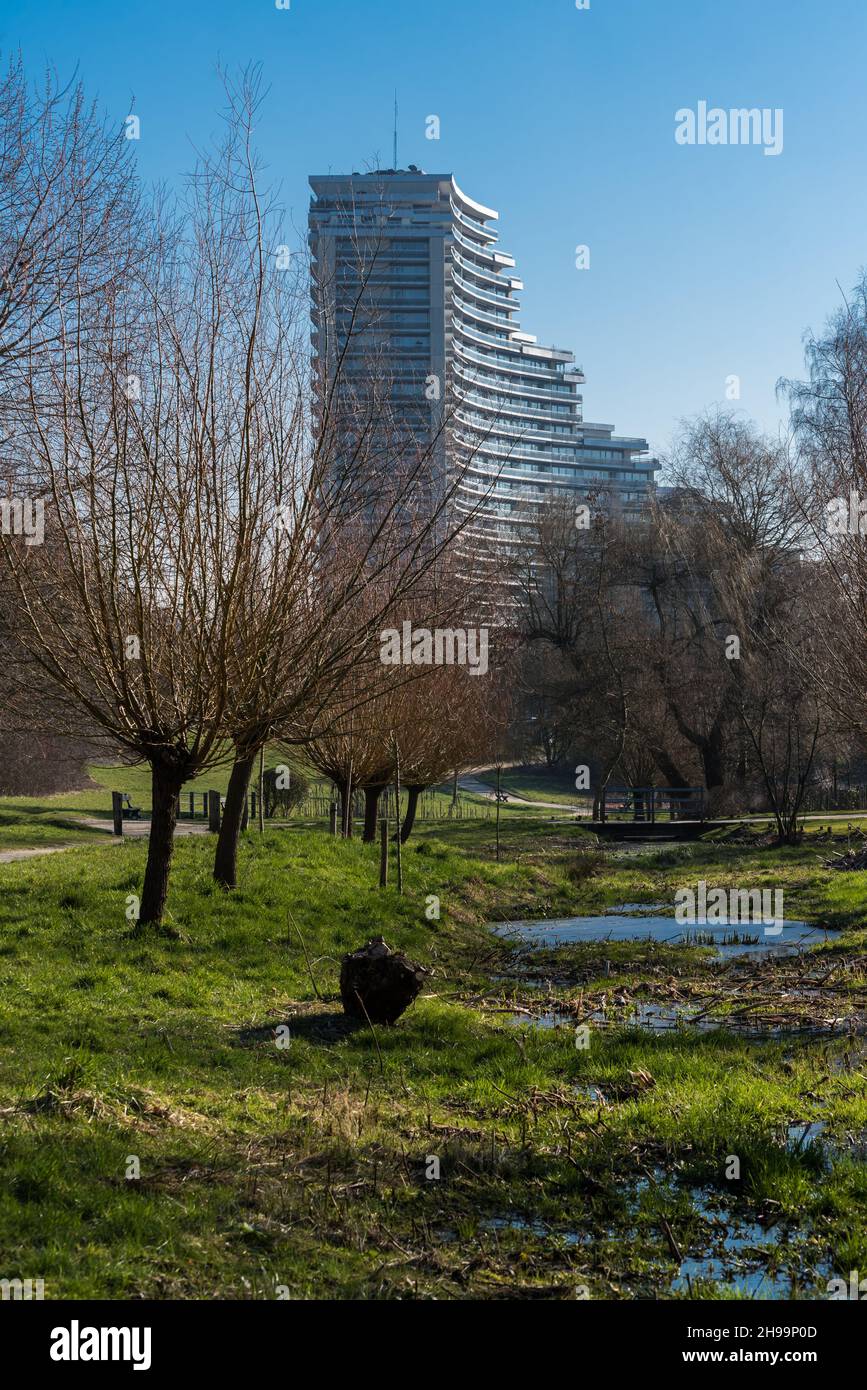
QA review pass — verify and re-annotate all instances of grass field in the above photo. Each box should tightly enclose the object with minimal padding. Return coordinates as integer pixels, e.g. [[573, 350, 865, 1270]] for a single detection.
[[0, 758, 508, 853], [474, 763, 589, 806], [0, 759, 239, 851], [4, 757, 867, 854], [0, 801, 866, 1300]]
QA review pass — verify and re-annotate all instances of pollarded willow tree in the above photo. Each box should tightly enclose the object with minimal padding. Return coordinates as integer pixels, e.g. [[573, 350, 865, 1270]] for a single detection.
[[209, 181, 509, 886], [781, 273, 867, 738], [0, 64, 507, 919], [0, 55, 151, 789], [0, 69, 401, 927], [0, 52, 145, 379], [394, 660, 510, 842], [298, 554, 498, 846]]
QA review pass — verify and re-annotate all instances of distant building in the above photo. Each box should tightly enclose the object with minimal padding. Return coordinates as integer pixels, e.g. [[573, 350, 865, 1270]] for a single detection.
[[308, 169, 658, 551]]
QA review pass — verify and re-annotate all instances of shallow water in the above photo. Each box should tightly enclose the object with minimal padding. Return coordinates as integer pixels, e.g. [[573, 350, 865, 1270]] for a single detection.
[[787, 1120, 827, 1152], [494, 914, 833, 960], [508, 999, 854, 1038], [787, 1119, 867, 1165], [475, 1185, 832, 1298]]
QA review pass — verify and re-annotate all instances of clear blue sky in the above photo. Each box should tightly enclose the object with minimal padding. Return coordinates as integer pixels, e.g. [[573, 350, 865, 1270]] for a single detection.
[[3, 0, 865, 459]]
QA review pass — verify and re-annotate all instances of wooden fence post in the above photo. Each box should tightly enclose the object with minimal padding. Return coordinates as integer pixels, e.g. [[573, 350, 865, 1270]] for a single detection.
[[393, 737, 402, 894], [329, 801, 338, 836], [111, 791, 124, 837], [208, 790, 221, 833], [379, 817, 388, 887]]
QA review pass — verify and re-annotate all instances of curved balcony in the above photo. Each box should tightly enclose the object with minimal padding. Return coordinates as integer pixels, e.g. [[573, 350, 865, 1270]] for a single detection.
[[456, 384, 573, 417], [467, 435, 592, 466], [457, 408, 585, 449], [452, 297, 518, 336], [450, 201, 497, 245], [453, 335, 572, 383], [454, 431, 606, 474], [451, 223, 515, 268], [453, 372, 577, 409], [450, 177, 498, 221], [452, 246, 516, 292], [454, 377, 580, 421], [451, 266, 518, 314]]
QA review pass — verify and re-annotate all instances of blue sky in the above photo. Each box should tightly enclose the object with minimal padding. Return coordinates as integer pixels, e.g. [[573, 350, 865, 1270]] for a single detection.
[[3, 0, 865, 459]]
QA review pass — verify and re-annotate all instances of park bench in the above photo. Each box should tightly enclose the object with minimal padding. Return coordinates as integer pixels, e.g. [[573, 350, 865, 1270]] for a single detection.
[[121, 793, 142, 821]]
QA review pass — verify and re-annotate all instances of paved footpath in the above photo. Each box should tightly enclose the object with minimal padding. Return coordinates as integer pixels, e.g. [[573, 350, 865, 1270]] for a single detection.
[[3, 804, 866, 865], [77, 817, 212, 840], [0, 844, 77, 864], [0, 816, 212, 864], [457, 774, 592, 814]]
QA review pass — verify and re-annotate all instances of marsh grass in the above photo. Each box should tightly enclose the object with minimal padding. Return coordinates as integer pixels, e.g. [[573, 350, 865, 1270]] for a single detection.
[[0, 806, 865, 1298]]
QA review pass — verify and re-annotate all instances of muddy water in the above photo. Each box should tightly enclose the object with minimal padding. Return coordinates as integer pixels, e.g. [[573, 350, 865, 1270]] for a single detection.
[[475, 1184, 834, 1298], [494, 913, 834, 960]]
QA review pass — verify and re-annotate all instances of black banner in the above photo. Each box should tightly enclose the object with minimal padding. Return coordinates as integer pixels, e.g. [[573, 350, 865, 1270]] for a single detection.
[[3, 1297, 860, 1376]]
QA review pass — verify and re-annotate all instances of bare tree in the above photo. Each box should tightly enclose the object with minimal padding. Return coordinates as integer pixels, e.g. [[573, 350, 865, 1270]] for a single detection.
[[205, 155, 511, 886], [641, 414, 804, 808], [0, 53, 144, 387], [0, 55, 148, 796], [780, 273, 867, 742], [513, 495, 656, 814], [735, 615, 823, 843], [0, 71, 285, 926]]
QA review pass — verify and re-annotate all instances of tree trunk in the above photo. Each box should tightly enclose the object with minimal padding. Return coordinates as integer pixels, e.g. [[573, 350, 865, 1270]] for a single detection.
[[335, 777, 353, 838], [213, 751, 257, 889], [363, 785, 386, 842], [650, 745, 690, 790], [139, 762, 184, 927], [700, 722, 727, 793], [393, 738, 402, 893], [400, 784, 424, 843]]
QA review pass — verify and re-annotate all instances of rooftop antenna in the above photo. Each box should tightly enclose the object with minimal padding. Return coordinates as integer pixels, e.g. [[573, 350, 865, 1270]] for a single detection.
[[393, 90, 398, 170]]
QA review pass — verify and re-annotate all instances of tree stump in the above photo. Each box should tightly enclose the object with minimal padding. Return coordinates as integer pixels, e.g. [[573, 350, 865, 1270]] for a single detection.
[[339, 936, 428, 1025]]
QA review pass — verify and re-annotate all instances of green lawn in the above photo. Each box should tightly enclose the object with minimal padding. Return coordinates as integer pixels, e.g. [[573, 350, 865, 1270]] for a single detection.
[[0, 759, 238, 850], [0, 756, 517, 853], [0, 815, 866, 1299], [474, 763, 589, 806]]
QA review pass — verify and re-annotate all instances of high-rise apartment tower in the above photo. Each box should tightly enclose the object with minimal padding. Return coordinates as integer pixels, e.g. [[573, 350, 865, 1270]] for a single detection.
[[308, 169, 658, 549]]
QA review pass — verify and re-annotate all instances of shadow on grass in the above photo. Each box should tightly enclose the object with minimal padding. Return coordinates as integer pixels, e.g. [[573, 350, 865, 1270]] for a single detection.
[[234, 1003, 363, 1048]]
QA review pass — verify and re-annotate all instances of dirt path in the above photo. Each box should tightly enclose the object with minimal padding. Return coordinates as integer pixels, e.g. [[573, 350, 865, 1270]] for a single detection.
[[457, 774, 592, 814], [77, 816, 212, 840], [0, 844, 78, 864], [0, 816, 213, 863]]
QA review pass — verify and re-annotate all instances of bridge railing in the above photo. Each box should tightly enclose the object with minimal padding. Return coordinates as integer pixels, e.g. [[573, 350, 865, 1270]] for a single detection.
[[599, 786, 706, 823]]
